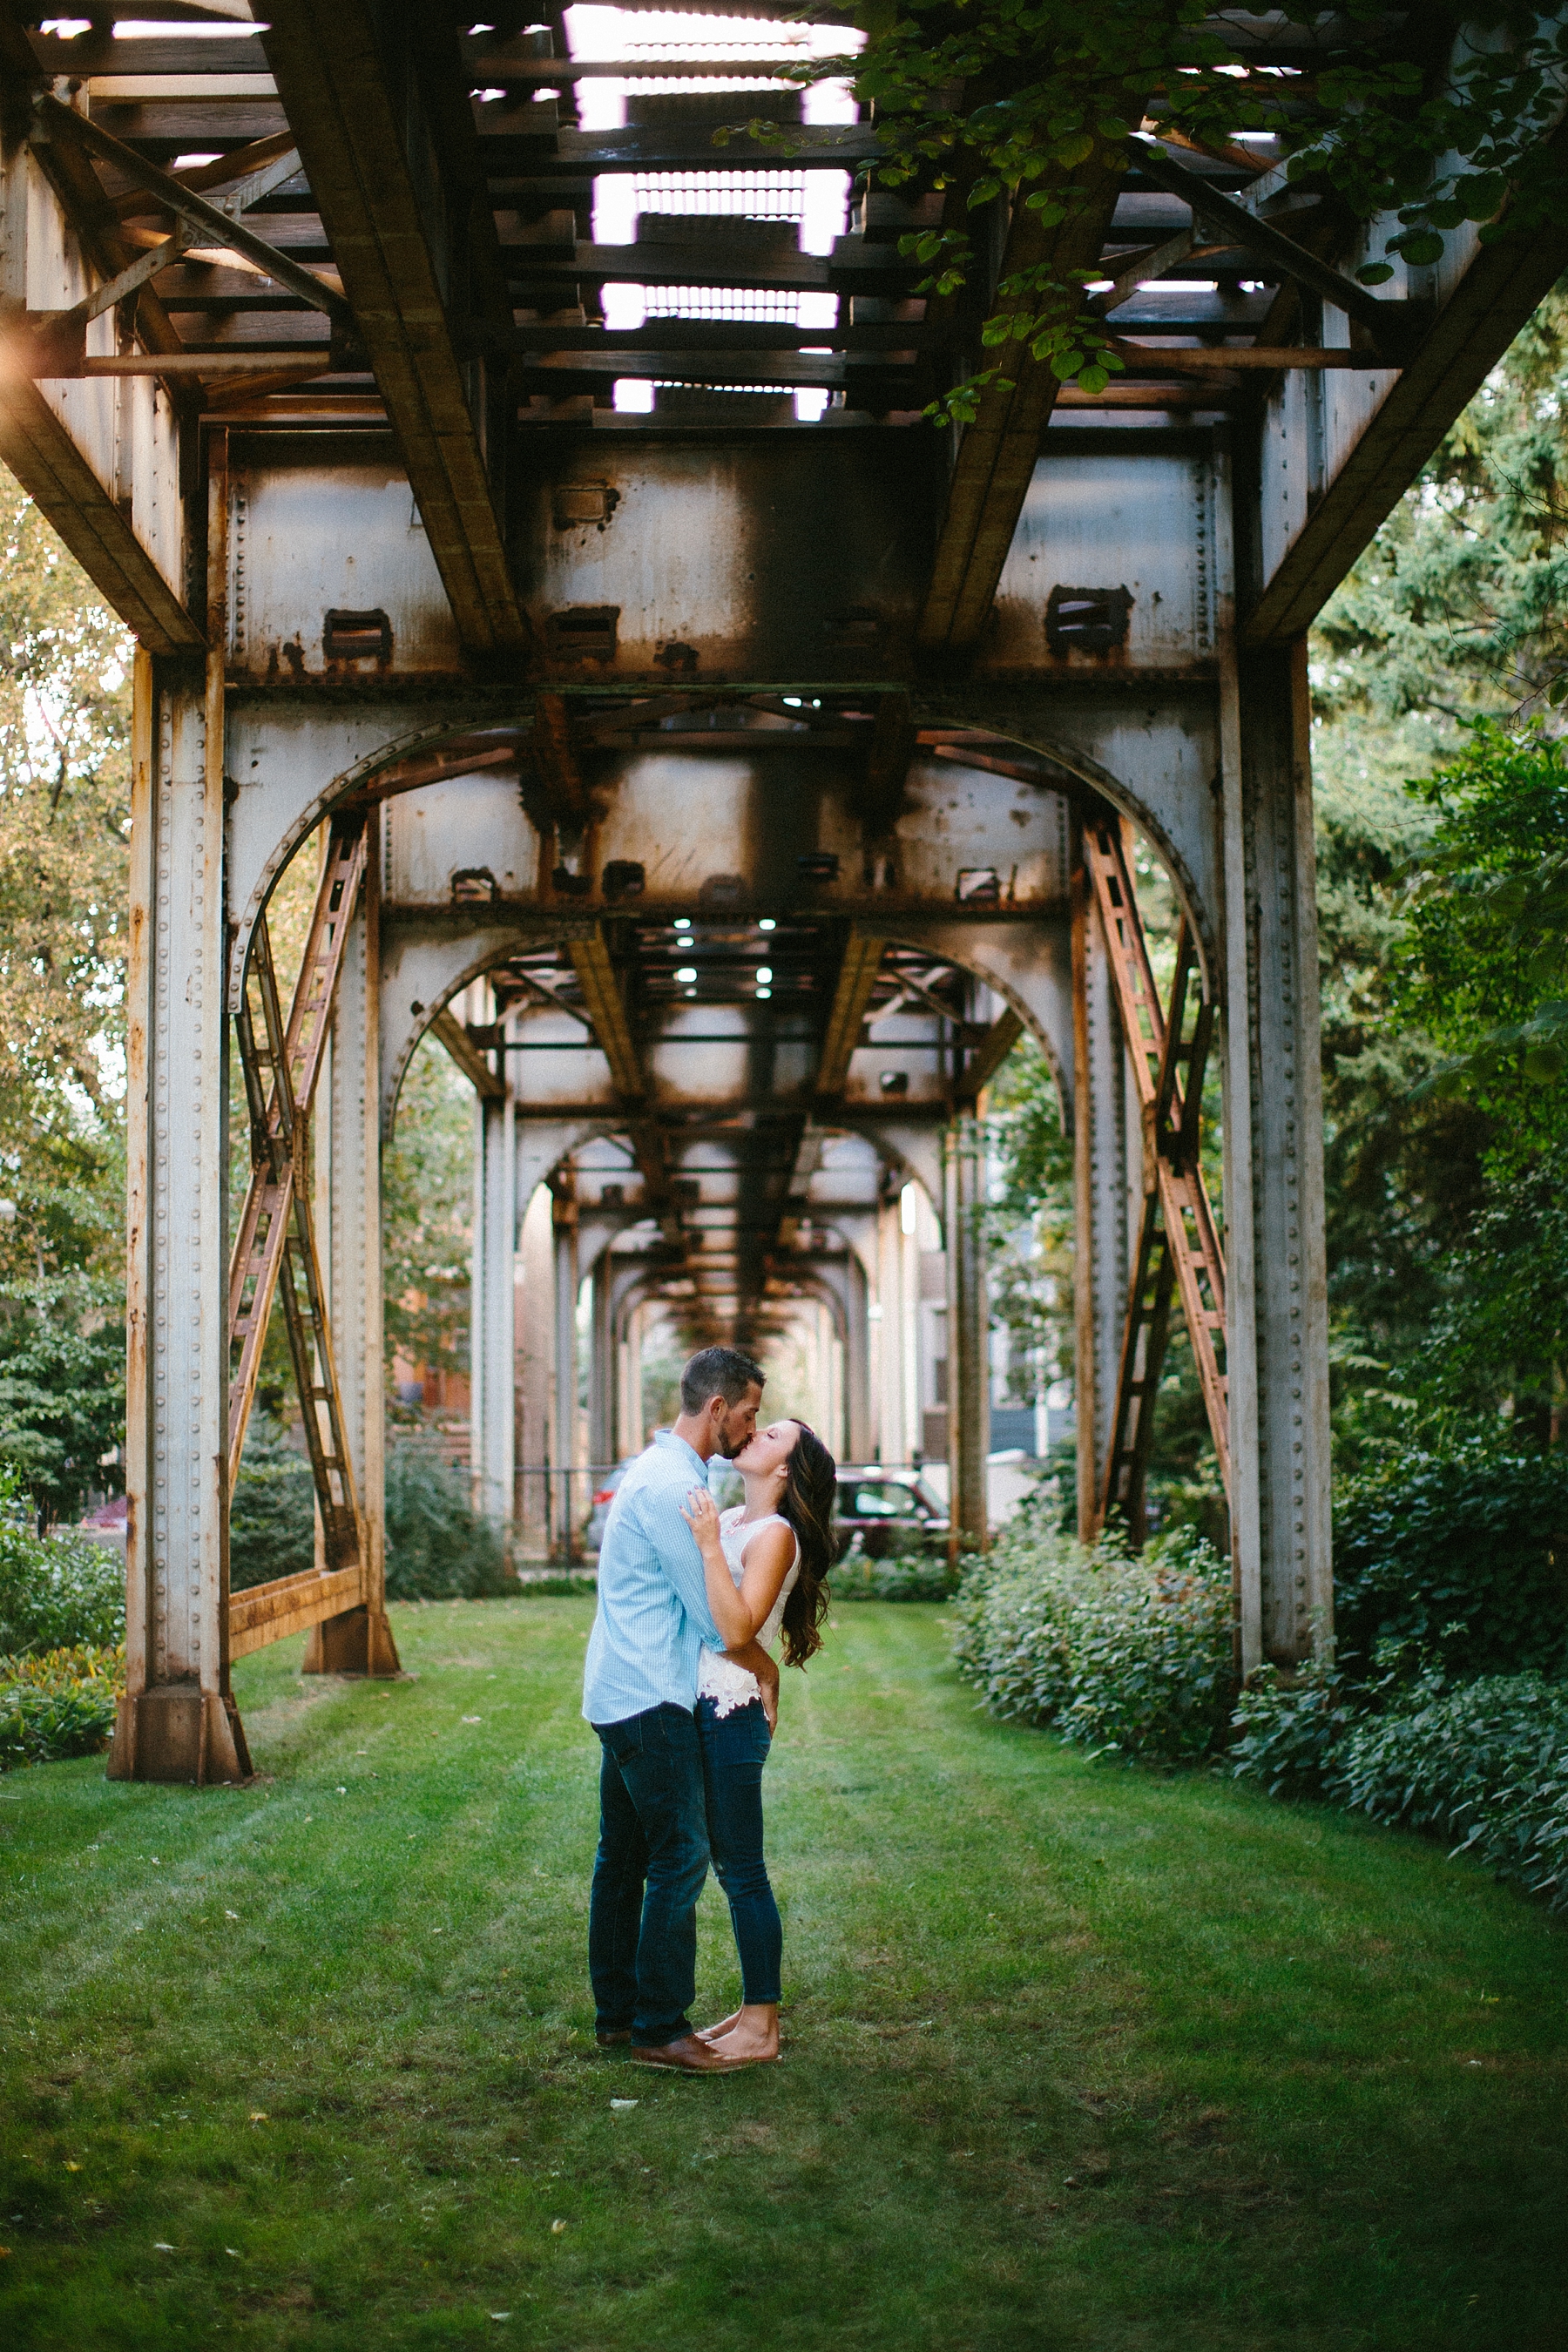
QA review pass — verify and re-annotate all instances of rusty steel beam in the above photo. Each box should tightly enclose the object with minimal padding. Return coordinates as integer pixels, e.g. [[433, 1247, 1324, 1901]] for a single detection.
[[861, 691, 917, 835], [567, 929, 645, 1101], [1081, 818, 1230, 1534], [814, 928, 886, 1106], [429, 1007, 505, 1100], [226, 819, 369, 1580], [917, 162, 1125, 658], [0, 366, 204, 651], [1246, 206, 1568, 644], [531, 693, 592, 825], [32, 95, 351, 332], [259, 0, 530, 659], [956, 1005, 1024, 1105]]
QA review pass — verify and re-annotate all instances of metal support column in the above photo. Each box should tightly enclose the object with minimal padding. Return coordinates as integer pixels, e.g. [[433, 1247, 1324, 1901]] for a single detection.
[[111, 652, 249, 1781], [943, 1112, 990, 1556], [874, 1191, 907, 1464], [553, 1186, 580, 1559], [1071, 841, 1133, 1544], [588, 1250, 615, 1466], [1221, 640, 1333, 1669], [469, 1078, 517, 1534], [303, 818, 400, 1675], [516, 1182, 554, 1557]]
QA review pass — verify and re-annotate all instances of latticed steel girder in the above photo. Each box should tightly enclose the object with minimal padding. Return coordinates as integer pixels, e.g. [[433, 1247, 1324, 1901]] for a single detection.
[[227, 820, 369, 1591], [1081, 817, 1229, 1538]]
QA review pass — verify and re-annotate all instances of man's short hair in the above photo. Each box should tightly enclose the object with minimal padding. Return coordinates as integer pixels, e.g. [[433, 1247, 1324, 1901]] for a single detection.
[[680, 1344, 765, 1415]]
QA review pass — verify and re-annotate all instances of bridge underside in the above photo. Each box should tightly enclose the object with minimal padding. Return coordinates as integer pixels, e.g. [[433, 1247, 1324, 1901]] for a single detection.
[[2, 1, 1563, 1778]]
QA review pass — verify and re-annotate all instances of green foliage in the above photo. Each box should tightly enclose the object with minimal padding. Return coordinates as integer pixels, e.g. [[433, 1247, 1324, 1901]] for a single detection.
[[1333, 1441, 1568, 1680], [953, 1517, 1234, 1764], [1397, 722, 1568, 1140], [831, 1552, 957, 1603], [384, 1440, 510, 1600], [0, 1476, 124, 1656], [231, 1434, 517, 1600], [0, 476, 133, 1523], [0, 1642, 122, 1770], [752, 9, 1568, 414], [0, 1307, 124, 1525], [1315, 293, 1568, 736], [1329, 1673, 1568, 1912], [983, 1037, 1072, 1442], [383, 1034, 475, 1387], [1227, 1659, 1362, 1798], [229, 1426, 317, 1593]]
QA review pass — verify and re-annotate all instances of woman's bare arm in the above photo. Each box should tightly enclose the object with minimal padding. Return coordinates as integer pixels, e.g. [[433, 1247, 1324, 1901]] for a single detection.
[[681, 1488, 752, 1648], [680, 1494, 794, 1653]]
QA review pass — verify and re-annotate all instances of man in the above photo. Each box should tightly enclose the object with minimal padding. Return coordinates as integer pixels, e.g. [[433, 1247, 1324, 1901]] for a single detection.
[[583, 1343, 778, 2073]]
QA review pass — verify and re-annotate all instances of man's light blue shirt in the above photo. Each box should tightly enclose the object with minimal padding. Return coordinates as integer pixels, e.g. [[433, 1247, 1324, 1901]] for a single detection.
[[582, 1431, 724, 1726]]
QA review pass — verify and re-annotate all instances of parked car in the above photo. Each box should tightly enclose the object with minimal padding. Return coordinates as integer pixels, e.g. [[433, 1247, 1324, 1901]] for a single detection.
[[832, 1466, 949, 1560], [585, 1464, 627, 1555]]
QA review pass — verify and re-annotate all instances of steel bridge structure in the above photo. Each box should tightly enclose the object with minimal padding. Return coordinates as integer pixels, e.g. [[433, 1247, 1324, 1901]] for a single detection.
[[1, 3, 1562, 1781]]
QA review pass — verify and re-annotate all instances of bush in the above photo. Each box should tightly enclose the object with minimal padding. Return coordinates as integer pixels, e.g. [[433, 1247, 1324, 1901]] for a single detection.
[[230, 1428, 316, 1592], [0, 1644, 124, 1770], [1327, 1673, 1568, 1909], [832, 1554, 958, 1603], [385, 1440, 510, 1599], [954, 1522, 1235, 1765], [1228, 1659, 1363, 1797], [230, 1431, 512, 1599], [0, 1484, 124, 1657], [1333, 1440, 1568, 1679]]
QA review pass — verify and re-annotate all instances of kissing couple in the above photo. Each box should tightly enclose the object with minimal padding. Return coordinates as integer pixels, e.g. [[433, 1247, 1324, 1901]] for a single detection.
[[582, 1345, 837, 2072]]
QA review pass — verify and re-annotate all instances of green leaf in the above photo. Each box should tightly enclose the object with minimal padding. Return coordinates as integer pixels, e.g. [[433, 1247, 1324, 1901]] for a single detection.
[[1521, 1042, 1565, 1082], [1356, 262, 1396, 286], [1396, 230, 1446, 267], [1052, 131, 1095, 169]]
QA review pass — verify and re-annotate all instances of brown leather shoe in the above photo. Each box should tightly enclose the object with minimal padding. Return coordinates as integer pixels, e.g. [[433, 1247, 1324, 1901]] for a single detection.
[[596, 2029, 632, 2048], [632, 2032, 754, 2073]]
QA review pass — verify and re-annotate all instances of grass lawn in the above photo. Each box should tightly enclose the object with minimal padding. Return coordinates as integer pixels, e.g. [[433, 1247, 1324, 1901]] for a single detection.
[[1, 1598, 1564, 2350]]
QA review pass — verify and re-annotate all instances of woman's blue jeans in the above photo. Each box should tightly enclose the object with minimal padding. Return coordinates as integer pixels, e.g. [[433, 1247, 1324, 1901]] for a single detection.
[[697, 1694, 781, 2005]]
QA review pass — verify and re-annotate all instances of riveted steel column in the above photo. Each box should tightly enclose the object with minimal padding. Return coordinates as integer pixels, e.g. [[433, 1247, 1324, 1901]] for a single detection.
[[302, 815, 400, 1675], [553, 1190, 580, 1559], [874, 1190, 907, 1464], [1221, 639, 1332, 1669], [1072, 834, 1133, 1544], [588, 1251, 615, 1466], [943, 1112, 990, 1555], [516, 1181, 555, 1558], [110, 652, 247, 1781], [470, 1084, 517, 1535]]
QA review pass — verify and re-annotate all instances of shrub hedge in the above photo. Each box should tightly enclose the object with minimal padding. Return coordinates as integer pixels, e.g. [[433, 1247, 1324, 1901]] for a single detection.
[[1332, 1441, 1568, 1679], [229, 1430, 316, 1591], [1233, 1665, 1568, 1911], [953, 1519, 1234, 1764], [384, 1439, 510, 1599], [0, 1644, 124, 1770], [0, 1511, 124, 1656], [230, 1430, 514, 1598]]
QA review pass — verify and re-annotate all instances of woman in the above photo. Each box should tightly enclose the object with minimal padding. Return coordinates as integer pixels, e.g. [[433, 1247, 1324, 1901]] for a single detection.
[[681, 1417, 835, 2063]]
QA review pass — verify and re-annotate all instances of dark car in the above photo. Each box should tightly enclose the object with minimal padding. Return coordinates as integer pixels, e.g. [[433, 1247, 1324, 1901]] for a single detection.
[[833, 1466, 949, 1561]]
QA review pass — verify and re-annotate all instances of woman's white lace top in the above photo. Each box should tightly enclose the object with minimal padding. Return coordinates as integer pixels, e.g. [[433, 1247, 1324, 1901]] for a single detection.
[[696, 1506, 800, 1719]]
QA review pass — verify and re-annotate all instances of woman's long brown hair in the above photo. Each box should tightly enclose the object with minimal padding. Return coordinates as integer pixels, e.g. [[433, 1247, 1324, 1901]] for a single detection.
[[776, 1421, 837, 1667]]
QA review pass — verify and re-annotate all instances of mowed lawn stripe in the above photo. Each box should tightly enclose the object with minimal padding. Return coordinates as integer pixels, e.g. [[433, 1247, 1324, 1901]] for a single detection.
[[0, 1598, 1563, 2350]]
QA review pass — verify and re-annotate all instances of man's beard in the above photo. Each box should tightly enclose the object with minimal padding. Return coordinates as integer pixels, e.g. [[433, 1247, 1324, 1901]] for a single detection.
[[717, 1427, 747, 1460]]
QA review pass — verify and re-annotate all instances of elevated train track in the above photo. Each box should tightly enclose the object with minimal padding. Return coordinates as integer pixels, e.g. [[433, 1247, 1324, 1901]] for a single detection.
[[1, 0, 1564, 1777]]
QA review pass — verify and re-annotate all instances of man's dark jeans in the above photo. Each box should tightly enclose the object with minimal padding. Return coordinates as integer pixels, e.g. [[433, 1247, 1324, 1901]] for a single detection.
[[590, 1702, 710, 2047]]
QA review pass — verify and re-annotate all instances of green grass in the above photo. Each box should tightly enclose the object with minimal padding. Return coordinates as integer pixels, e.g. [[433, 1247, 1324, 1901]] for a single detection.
[[1, 1599, 1565, 2350]]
